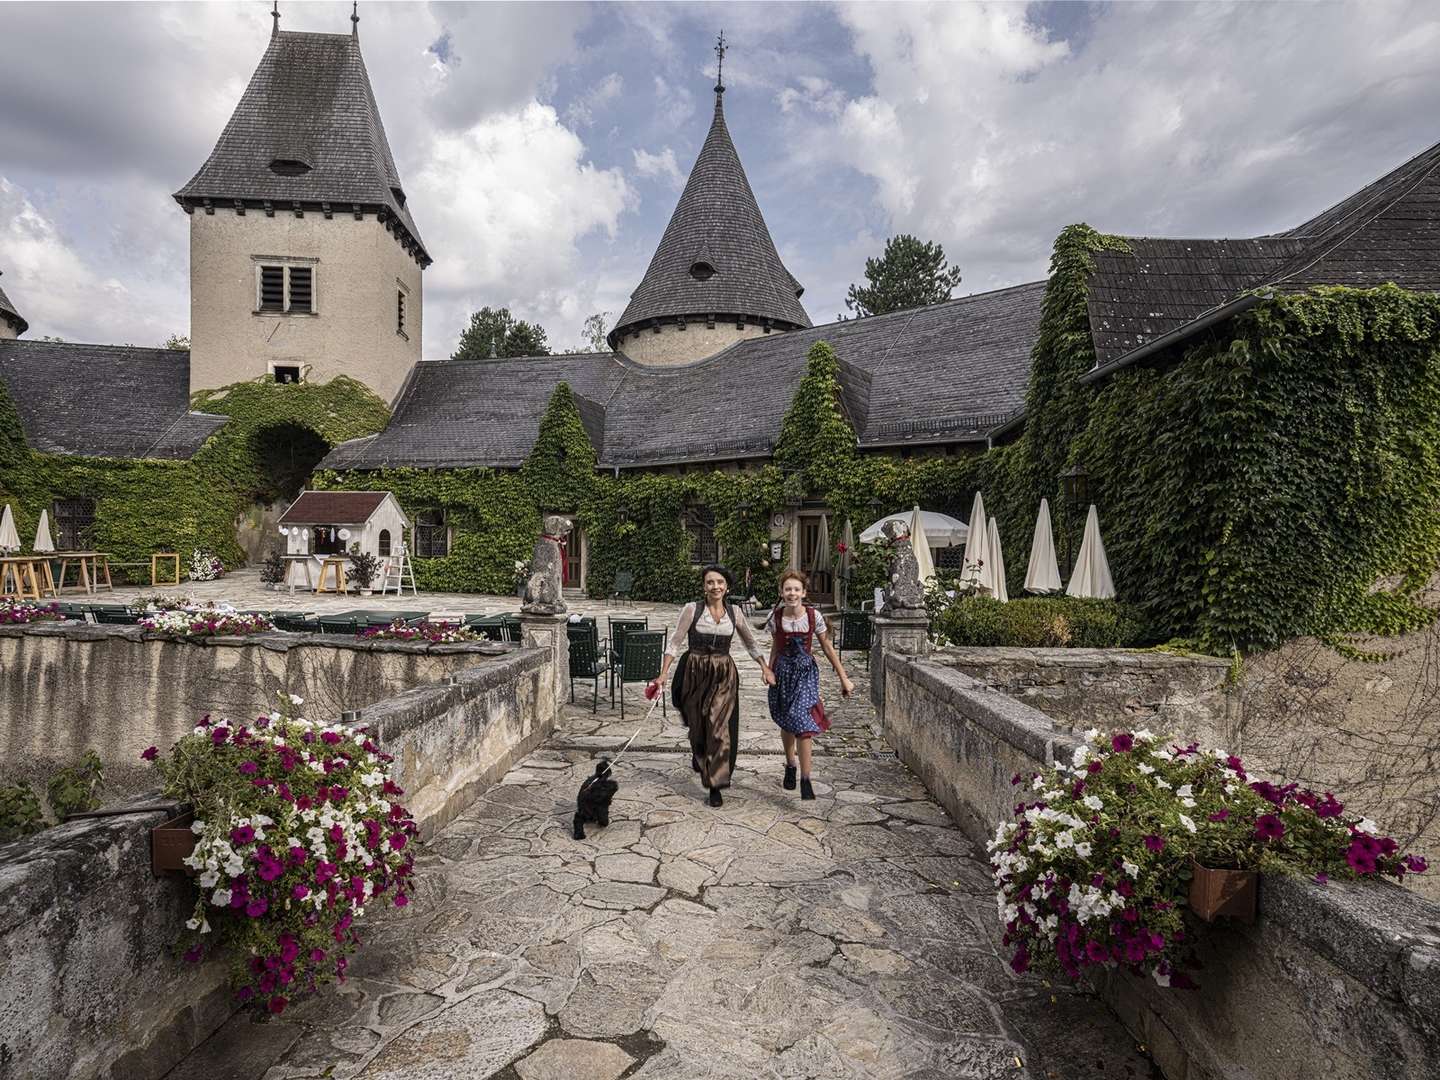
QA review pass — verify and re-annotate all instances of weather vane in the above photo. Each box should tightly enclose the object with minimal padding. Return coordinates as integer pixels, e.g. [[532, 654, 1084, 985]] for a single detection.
[[715, 31, 727, 93]]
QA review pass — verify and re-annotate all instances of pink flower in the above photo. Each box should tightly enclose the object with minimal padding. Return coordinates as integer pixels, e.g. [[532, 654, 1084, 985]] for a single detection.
[[183, 944, 205, 963], [210, 726, 230, 745], [288, 845, 307, 865], [238, 761, 258, 775], [1313, 794, 1344, 819], [1404, 855, 1428, 874], [140, 746, 159, 761], [1314, 872, 1329, 885], [310, 948, 327, 963], [315, 861, 338, 884], [1346, 840, 1378, 875], [1207, 810, 1230, 822], [1087, 760, 1103, 774], [1254, 814, 1285, 841], [1111, 733, 1134, 753], [230, 825, 255, 845], [267, 995, 288, 1015], [292, 884, 310, 899], [1224, 755, 1246, 777], [1009, 947, 1030, 974], [245, 898, 269, 918], [388, 833, 408, 851], [394, 892, 409, 908], [1143, 835, 1164, 853]]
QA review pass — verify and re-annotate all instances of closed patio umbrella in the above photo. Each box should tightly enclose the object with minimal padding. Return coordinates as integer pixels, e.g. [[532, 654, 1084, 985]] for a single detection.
[[814, 514, 831, 574], [1022, 499, 1061, 594], [0, 505, 19, 553], [960, 491, 989, 591], [837, 518, 855, 608], [909, 505, 936, 586], [33, 510, 55, 553], [787, 516, 801, 572], [1066, 505, 1116, 600], [986, 517, 1009, 603]]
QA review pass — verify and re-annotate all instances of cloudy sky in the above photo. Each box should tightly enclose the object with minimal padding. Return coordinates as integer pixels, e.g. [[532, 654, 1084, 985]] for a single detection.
[[2, 1, 1438, 355]]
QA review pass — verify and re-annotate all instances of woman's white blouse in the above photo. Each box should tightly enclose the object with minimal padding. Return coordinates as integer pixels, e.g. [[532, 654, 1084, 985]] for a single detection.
[[665, 602, 764, 661], [765, 607, 829, 636]]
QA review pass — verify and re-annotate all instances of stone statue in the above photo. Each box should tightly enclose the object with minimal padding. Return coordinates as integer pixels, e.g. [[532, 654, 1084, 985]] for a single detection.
[[522, 516, 572, 615], [880, 519, 925, 614]]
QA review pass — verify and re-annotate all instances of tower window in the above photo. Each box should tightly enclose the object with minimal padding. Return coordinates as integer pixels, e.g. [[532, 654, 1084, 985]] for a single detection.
[[255, 264, 317, 315], [689, 261, 716, 281], [269, 158, 313, 177], [273, 365, 301, 384], [397, 290, 406, 337]]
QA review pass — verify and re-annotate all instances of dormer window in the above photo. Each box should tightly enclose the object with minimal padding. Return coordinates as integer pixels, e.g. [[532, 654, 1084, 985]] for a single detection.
[[689, 261, 716, 281], [255, 262, 316, 315], [269, 158, 313, 177], [390, 186, 407, 209]]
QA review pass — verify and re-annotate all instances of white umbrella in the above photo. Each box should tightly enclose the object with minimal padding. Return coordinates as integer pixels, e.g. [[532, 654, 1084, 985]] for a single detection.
[[786, 516, 801, 572], [1023, 498, 1061, 594], [33, 510, 55, 553], [0, 505, 19, 553], [814, 514, 831, 574], [1066, 504, 1116, 600], [960, 491, 989, 592], [909, 505, 935, 585], [986, 517, 1009, 603], [859, 509, 968, 548], [836, 517, 854, 608]]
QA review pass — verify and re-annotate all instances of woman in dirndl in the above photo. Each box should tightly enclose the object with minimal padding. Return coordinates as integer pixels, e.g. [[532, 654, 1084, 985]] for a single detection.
[[650, 565, 774, 807], [767, 570, 855, 800]]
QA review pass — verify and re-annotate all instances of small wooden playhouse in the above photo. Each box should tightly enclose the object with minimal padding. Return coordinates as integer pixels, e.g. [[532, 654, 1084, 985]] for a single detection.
[[277, 492, 412, 592]]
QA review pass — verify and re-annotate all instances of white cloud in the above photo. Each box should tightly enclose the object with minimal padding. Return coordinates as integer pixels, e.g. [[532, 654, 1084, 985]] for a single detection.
[[632, 147, 684, 190], [566, 73, 624, 128]]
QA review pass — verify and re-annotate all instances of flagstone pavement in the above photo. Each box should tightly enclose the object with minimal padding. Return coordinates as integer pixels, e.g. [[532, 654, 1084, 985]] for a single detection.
[[161, 583, 1156, 1080]]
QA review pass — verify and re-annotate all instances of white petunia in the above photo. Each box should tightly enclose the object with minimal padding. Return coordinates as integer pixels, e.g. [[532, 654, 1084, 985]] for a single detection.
[[185, 916, 211, 933], [1072, 746, 1090, 768], [1181, 798, 1197, 808], [1122, 860, 1140, 878], [1356, 818, 1379, 835], [211, 888, 232, 907], [289, 694, 304, 705], [1134, 728, 1155, 741], [1176, 784, 1193, 798], [1082, 795, 1104, 811], [1178, 814, 1197, 833], [1155, 778, 1172, 790], [1084, 728, 1100, 741], [198, 869, 219, 888], [1137, 764, 1155, 775], [224, 857, 243, 877], [1074, 842, 1093, 858]]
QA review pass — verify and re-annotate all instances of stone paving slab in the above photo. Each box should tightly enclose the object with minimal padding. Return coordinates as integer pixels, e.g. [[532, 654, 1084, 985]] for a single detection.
[[164, 622, 1156, 1080]]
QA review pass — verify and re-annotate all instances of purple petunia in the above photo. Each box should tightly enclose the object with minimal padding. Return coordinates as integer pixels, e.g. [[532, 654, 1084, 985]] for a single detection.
[[1111, 733, 1134, 753], [140, 746, 159, 761], [1254, 814, 1285, 841], [1143, 835, 1165, 853]]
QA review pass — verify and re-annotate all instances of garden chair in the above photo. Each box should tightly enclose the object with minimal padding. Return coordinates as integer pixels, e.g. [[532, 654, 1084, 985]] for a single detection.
[[611, 628, 665, 720], [611, 570, 634, 607], [567, 623, 610, 712], [499, 615, 523, 643], [839, 610, 873, 669], [317, 615, 361, 635], [272, 613, 319, 633], [607, 617, 648, 692], [93, 606, 139, 625]]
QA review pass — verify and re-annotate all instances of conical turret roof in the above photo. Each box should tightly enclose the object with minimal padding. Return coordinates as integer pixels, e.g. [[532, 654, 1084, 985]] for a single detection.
[[0, 273, 26, 336], [610, 88, 809, 346], [174, 27, 428, 265]]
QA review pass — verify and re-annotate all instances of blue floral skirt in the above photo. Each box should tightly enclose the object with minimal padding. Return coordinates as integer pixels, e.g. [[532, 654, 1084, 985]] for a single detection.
[[768, 642, 827, 736]]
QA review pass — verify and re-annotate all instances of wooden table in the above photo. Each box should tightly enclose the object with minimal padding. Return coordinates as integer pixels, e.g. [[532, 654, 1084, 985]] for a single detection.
[[0, 556, 48, 601], [151, 552, 181, 587], [284, 555, 316, 595], [55, 552, 113, 595], [316, 556, 349, 594]]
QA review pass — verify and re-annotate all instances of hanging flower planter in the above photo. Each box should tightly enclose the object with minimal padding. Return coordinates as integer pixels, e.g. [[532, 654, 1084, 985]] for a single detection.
[[151, 810, 198, 876], [1188, 859, 1257, 923]]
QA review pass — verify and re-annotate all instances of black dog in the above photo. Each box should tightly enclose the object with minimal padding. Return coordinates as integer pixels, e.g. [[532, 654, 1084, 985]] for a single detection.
[[573, 758, 619, 840]]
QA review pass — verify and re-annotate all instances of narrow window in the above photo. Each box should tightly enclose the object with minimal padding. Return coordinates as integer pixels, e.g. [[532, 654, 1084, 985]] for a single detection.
[[378, 529, 392, 557], [273, 365, 301, 384], [288, 266, 314, 314], [414, 509, 448, 558], [684, 506, 718, 565], [53, 498, 97, 551], [396, 291, 406, 336], [259, 266, 285, 312]]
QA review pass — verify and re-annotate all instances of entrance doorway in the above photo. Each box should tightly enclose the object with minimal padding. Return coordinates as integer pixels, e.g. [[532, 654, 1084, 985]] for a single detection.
[[560, 520, 586, 590], [798, 514, 832, 598]]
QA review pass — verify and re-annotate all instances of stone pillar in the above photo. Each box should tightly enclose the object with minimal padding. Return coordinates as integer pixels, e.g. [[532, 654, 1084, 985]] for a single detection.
[[870, 614, 931, 717], [519, 612, 569, 724]]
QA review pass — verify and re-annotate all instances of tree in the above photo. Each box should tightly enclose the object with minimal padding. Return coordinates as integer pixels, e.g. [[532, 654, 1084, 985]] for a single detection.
[[451, 306, 550, 360], [162, 333, 190, 350], [844, 234, 963, 318], [580, 311, 610, 352]]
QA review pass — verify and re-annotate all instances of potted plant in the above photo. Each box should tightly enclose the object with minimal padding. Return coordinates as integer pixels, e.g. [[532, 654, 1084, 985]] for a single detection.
[[513, 559, 531, 600], [990, 728, 1427, 987], [260, 551, 286, 592], [347, 550, 381, 596], [139, 607, 274, 637], [0, 599, 65, 625], [188, 549, 224, 582], [139, 694, 418, 1014]]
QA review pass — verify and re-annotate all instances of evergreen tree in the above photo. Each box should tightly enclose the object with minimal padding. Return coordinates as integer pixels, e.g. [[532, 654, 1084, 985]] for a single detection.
[[580, 311, 610, 352], [452, 307, 551, 360], [844, 234, 963, 318]]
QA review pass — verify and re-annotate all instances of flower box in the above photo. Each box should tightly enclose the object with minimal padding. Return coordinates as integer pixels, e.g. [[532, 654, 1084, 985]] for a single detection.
[[1188, 859, 1257, 923], [151, 810, 198, 876]]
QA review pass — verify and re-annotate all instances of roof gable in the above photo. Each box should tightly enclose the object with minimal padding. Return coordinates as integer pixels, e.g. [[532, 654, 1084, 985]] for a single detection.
[[174, 29, 428, 265], [610, 90, 810, 343], [279, 489, 403, 525], [0, 276, 26, 336]]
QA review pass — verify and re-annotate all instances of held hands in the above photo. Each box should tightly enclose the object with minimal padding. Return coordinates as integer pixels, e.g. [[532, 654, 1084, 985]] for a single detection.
[[762, 665, 777, 687]]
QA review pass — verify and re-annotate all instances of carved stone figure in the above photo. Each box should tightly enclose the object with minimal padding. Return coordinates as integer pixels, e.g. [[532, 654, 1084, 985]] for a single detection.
[[522, 516, 572, 614], [880, 519, 925, 614]]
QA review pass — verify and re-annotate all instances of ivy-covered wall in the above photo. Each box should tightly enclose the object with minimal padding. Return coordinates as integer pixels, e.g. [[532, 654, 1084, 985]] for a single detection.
[[0, 375, 389, 570]]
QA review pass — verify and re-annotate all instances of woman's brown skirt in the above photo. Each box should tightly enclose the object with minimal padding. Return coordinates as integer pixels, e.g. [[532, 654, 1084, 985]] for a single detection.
[[679, 651, 741, 790]]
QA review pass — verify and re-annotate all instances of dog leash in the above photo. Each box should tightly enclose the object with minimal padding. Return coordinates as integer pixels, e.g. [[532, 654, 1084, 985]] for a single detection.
[[604, 691, 664, 770]]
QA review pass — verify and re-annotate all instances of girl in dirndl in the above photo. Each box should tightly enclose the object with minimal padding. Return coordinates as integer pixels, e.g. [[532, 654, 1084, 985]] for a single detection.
[[767, 570, 855, 800], [650, 565, 774, 807]]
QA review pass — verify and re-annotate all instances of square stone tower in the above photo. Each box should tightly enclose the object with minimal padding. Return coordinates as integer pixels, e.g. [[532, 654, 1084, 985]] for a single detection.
[[174, 13, 428, 405]]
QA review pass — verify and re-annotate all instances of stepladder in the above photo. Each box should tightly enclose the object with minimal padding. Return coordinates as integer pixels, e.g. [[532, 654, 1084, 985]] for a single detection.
[[381, 545, 419, 596]]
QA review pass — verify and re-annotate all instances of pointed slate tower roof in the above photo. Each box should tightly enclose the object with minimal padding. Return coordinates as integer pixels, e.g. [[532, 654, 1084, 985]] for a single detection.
[[0, 272, 26, 336], [174, 20, 429, 266], [609, 56, 809, 348]]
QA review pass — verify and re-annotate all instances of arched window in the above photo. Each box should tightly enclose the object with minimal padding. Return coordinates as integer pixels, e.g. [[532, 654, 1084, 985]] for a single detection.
[[378, 529, 392, 557]]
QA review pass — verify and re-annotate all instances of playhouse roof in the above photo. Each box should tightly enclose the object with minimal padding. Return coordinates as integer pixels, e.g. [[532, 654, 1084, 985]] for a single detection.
[[278, 489, 404, 526]]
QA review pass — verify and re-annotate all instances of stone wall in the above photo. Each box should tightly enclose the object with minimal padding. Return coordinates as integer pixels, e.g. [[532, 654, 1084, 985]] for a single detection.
[[0, 622, 508, 800], [879, 654, 1440, 1080], [0, 634, 562, 1080], [931, 646, 1235, 742]]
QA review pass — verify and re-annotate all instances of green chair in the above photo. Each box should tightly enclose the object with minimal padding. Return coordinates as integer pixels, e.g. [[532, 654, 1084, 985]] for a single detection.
[[93, 607, 139, 625], [499, 615, 523, 643], [567, 623, 610, 712], [612, 628, 665, 719], [607, 617, 648, 693], [611, 570, 635, 607], [839, 610, 872, 668], [317, 615, 361, 635], [272, 613, 319, 633]]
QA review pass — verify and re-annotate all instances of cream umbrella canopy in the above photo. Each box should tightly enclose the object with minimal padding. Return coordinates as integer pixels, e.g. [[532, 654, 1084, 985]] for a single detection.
[[813, 514, 831, 575], [1022, 499, 1062, 594], [1066, 505, 1116, 600], [909, 505, 936, 585], [33, 510, 55, 553], [960, 492, 990, 591], [858, 510, 967, 547], [986, 517, 1009, 603], [0, 505, 19, 553]]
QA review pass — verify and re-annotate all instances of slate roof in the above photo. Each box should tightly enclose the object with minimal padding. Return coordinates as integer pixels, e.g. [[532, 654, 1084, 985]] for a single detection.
[[321, 282, 1045, 471], [0, 341, 228, 459], [0, 276, 26, 336], [174, 29, 428, 265], [1086, 136, 1440, 372], [610, 89, 810, 345], [279, 490, 396, 525]]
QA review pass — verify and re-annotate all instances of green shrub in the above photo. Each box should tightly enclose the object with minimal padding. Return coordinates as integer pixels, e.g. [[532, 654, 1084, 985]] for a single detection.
[[0, 783, 46, 843], [47, 750, 104, 819], [934, 595, 1147, 648]]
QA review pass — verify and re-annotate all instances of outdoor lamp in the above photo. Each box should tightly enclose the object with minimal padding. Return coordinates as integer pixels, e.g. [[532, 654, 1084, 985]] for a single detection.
[[338, 528, 351, 541], [1060, 464, 1089, 509]]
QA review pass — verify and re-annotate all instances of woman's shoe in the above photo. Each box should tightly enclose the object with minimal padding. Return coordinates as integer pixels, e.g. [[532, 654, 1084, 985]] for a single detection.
[[708, 788, 723, 808], [691, 755, 701, 773], [783, 763, 797, 790], [800, 778, 815, 801]]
